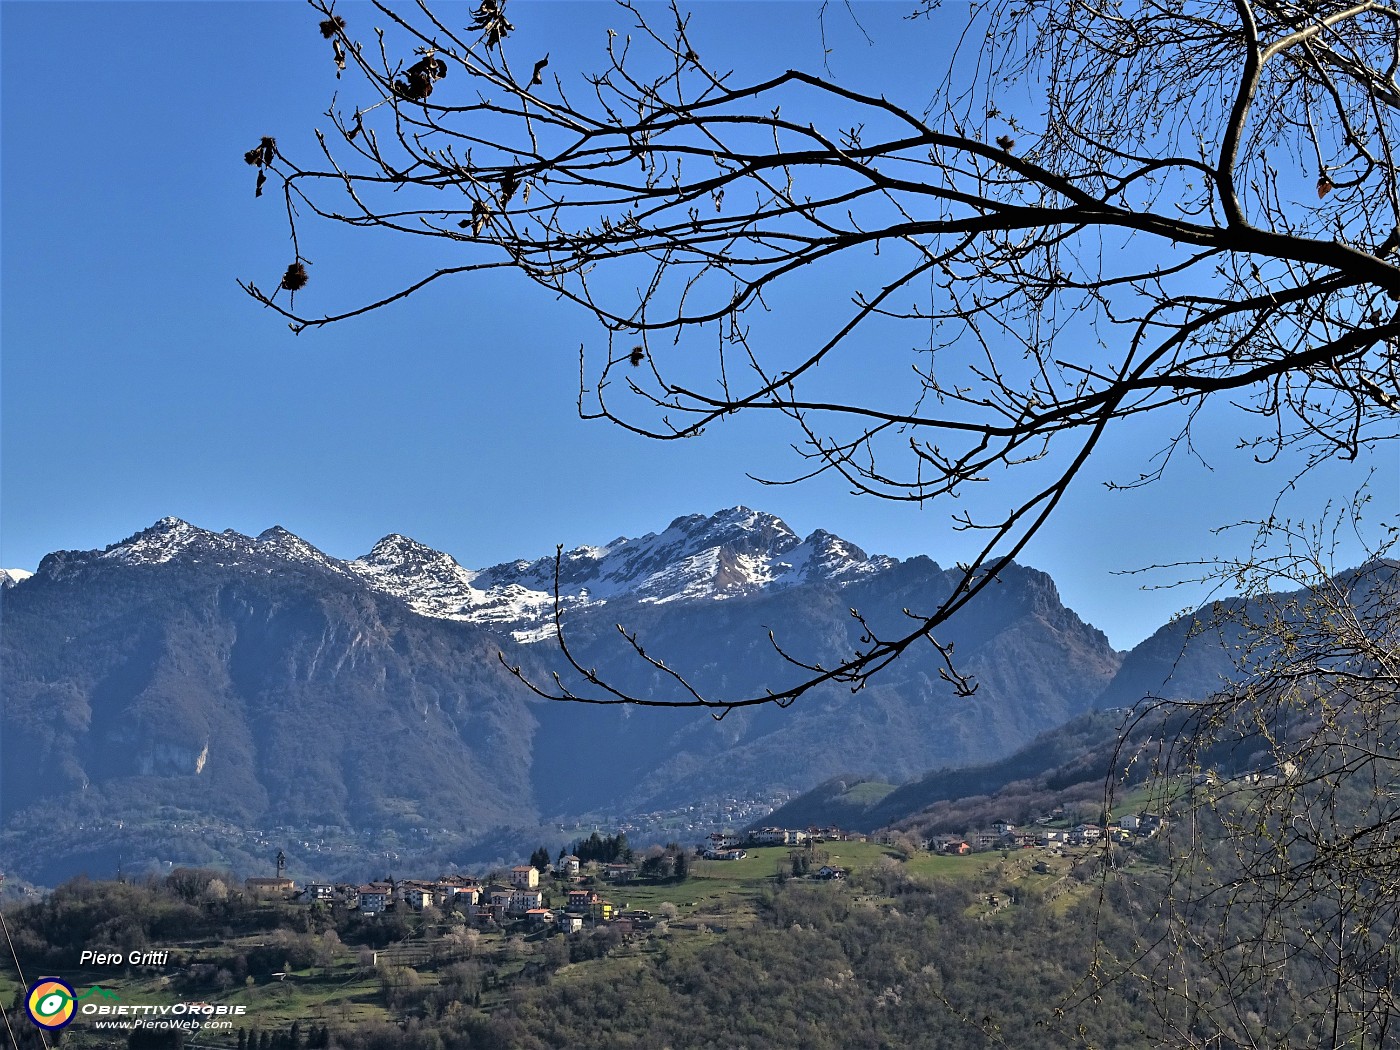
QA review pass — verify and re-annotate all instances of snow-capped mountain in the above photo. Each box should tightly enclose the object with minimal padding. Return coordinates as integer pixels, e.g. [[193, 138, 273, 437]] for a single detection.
[[0, 568, 33, 589], [31, 508, 902, 643], [37, 516, 357, 583], [353, 507, 898, 640]]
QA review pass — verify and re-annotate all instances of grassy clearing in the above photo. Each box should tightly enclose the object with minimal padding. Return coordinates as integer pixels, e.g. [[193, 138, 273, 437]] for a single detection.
[[840, 781, 898, 805], [902, 850, 1005, 880]]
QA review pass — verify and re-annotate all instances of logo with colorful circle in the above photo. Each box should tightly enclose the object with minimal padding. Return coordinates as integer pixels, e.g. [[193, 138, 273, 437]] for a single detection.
[[25, 977, 77, 1029]]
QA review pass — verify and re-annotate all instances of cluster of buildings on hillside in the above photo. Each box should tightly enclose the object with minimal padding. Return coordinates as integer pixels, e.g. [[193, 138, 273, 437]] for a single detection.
[[929, 813, 1166, 855], [244, 857, 652, 932], [243, 827, 863, 925], [701, 825, 860, 859], [700, 812, 1167, 863], [239, 813, 1165, 926]]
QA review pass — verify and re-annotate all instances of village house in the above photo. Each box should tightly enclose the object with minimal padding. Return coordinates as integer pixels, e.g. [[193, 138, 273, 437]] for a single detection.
[[469, 900, 505, 925], [1071, 824, 1104, 845], [751, 827, 808, 847], [509, 888, 545, 914], [566, 889, 613, 920], [245, 877, 295, 898], [449, 885, 481, 908], [437, 873, 480, 892], [972, 829, 1005, 850], [400, 884, 435, 910], [357, 884, 391, 914], [556, 854, 581, 877], [434, 876, 481, 907], [558, 912, 584, 934], [1136, 813, 1166, 836], [703, 847, 747, 861], [509, 865, 539, 889]]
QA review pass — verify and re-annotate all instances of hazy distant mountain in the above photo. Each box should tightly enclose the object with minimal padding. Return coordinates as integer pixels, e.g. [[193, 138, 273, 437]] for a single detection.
[[2, 509, 1127, 883], [1096, 558, 1396, 709], [768, 559, 1397, 834]]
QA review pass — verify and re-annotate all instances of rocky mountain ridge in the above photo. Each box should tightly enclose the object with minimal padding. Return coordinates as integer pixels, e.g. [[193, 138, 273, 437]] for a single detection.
[[3, 508, 1127, 884], [27, 508, 906, 643]]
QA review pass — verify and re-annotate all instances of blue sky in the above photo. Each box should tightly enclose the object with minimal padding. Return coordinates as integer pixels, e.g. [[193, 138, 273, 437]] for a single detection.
[[2, 1, 1389, 650]]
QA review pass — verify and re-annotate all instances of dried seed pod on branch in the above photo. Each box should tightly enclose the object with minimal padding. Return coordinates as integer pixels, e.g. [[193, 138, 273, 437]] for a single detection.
[[281, 261, 309, 292]]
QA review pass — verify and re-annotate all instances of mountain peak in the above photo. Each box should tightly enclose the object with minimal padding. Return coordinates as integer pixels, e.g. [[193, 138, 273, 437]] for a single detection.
[[445, 507, 893, 633], [665, 506, 799, 547], [364, 533, 445, 562], [351, 533, 484, 622], [358, 534, 474, 580], [103, 517, 218, 566], [253, 526, 343, 573]]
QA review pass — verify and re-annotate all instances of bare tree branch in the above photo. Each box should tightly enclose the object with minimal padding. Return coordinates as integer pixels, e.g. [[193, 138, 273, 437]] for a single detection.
[[245, 0, 1400, 709]]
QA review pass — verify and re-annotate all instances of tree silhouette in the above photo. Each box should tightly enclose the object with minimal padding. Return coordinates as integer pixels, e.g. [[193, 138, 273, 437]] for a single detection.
[[245, 0, 1398, 713], [1112, 498, 1399, 1048]]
